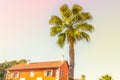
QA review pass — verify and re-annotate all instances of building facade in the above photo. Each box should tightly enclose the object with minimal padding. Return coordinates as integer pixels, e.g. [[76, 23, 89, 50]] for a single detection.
[[6, 61, 69, 80]]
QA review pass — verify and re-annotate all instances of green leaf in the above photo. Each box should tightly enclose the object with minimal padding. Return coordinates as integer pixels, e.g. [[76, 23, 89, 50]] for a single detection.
[[72, 14, 82, 24], [81, 32, 90, 41], [81, 23, 94, 32], [74, 30, 82, 41], [59, 4, 68, 12], [57, 33, 66, 48], [59, 4, 72, 24], [76, 23, 94, 32], [99, 74, 113, 80], [81, 12, 92, 21], [50, 26, 62, 36], [72, 4, 82, 15], [49, 15, 62, 25]]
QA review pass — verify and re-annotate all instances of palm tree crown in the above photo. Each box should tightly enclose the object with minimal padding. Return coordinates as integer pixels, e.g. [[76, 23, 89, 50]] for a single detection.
[[99, 74, 113, 80], [49, 4, 94, 47]]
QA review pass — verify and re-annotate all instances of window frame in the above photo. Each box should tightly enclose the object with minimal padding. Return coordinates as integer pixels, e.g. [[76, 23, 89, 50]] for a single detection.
[[12, 71, 19, 78], [44, 70, 53, 77]]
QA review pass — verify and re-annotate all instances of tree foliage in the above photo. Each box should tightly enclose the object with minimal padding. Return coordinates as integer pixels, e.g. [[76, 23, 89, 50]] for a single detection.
[[81, 74, 86, 80], [99, 74, 113, 80], [0, 59, 27, 80], [49, 4, 94, 48]]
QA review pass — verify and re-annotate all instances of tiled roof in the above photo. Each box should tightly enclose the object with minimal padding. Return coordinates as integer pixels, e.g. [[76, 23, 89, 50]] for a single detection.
[[7, 61, 67, 70]]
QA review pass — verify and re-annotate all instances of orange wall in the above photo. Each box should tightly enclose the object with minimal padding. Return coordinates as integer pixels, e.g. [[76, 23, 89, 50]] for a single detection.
[[8, 68, 56, 80], [7, 62, 69, 80], [59, 62, 69, 80]]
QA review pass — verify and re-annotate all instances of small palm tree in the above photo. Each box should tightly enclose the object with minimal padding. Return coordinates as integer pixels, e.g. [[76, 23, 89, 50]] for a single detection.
[[81, 75, 86, 80], [99, 74, 113, 80], [49, 4, 94, 80]]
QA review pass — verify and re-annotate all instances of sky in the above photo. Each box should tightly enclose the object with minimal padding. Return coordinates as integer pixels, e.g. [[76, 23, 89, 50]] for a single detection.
[[0, 0, 120, 80]]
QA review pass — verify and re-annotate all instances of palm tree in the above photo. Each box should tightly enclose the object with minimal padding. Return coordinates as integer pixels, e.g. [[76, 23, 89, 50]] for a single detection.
[[81, 75, 86, 80], [99, 74, 113, 80], [49, 4, 94, 80]]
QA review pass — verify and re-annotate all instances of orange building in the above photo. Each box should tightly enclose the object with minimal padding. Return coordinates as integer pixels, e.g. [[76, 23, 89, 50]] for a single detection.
[[6, 60, 69, 80]]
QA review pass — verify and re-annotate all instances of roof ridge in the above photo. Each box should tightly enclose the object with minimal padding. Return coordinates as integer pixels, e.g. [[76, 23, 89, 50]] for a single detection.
[[29, 60, 66, 64]]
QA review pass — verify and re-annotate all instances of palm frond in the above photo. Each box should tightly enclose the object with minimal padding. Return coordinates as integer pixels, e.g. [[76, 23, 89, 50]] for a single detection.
[[99, 74, 113, 80], [76, 23, 94, 32], [72, 4, 82, 15], [81, 23, 94, 32], [74, 30, 82, 41], [59, 4, 72, 24], [57, 33, 66, 48], [49, 15, 62, 25], [50, 26, 62, 36], [60, 8, 72, 19], [81, 32, 90, 41], [81, 12, 92, 21], [59, 4, 68, 12], [72, 14, 82, 24]]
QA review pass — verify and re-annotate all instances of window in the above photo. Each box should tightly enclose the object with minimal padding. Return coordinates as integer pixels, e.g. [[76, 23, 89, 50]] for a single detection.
[[30, 71, 34, 77], [20, 78, 25, 80], [12, 72, 19, 78], [37, 77, 42, 80], [44, 70, 53, 76]]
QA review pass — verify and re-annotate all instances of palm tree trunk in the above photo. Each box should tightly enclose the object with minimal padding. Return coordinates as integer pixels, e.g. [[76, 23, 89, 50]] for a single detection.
[[69, 42, 75, 80]]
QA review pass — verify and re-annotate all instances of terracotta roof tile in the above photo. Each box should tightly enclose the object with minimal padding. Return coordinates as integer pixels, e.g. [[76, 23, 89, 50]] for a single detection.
[[7, 61, 67, 70]]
